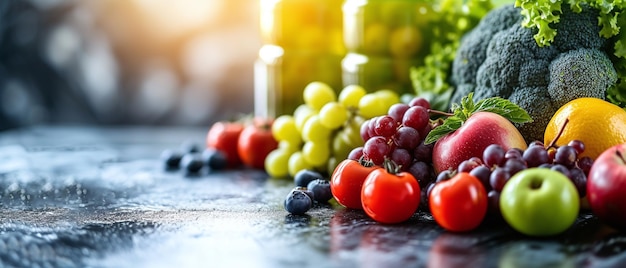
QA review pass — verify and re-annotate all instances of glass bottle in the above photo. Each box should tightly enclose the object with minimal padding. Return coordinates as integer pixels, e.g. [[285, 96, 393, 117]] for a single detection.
[[255, 0, 345, 118], [341, 0, 433, 94]]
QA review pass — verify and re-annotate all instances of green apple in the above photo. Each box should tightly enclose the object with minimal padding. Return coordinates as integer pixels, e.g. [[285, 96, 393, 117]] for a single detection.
[[500, 168, 579, 236]]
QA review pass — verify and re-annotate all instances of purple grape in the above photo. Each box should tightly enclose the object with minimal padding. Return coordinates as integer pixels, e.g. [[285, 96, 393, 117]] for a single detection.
[[388, 103, 410, 122], [436, 170, 453, 183], [402, 106, 429, 131], [528, 140, 544, 147], [391, 148, 412, 171], [426, 182, 436, 199], [360, 119, 372, 142], [458, 158, 482, 173], [550, 164, 571, 178], [555, 145, 577, 168], [504, 148, 524, 160], [409, 161, 432, 188], [374, 115, 398, 138], [393, 126, 420, 150], [363, 136, 391, 165], [568, 140, 585, 155], [470, 165, 492, 191], [483, 144, 505, 167], [487, 190, 501, 216], [577, 156, 594, 175], [569, 167, 587, 198], [490, 167, 511, 192], [413, 141, 433, 162], [408, 97, 431, 109], [347, 147, 364, 161], [538, 163, 553, 169], [523, 145, 550, 168], [505, 158, 527, 175]]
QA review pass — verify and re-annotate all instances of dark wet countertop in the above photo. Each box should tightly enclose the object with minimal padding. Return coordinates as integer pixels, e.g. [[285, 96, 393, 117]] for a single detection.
[[1, 126, 626, 268]]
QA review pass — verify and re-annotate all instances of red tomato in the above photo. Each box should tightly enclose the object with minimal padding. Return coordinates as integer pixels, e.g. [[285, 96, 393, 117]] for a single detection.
[[206, 121, 244, 168], [361, 168, 421, 224], [237, 118, 278, 169], [330, 159, 379, 210], [429, 172, 488, 232]]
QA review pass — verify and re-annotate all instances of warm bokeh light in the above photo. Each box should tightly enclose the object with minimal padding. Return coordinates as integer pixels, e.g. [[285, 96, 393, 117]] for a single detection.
[[0, 0, 261, 129], [129, 0, 224, 40]]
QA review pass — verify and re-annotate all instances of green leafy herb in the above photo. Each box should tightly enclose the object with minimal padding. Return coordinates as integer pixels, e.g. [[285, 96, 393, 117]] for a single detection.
[[424, 92, 533, 144], [410, 0, 495, 112]]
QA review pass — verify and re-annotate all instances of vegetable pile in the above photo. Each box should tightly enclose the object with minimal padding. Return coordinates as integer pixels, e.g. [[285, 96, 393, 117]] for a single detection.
[[450, 2, 625, 142]]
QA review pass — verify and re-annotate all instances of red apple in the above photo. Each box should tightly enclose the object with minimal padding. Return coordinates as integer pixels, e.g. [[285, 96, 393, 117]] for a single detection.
[[587, 143, 626, 230], [432, 111, 527, 173]]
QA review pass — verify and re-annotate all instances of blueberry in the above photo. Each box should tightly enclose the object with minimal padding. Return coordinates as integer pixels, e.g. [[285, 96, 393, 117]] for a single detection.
[[202, 148, 228, 171], [292, 186, 314, 201], [180, 154, 204, 174], [307, 179, 332, 203], [284, 190, 312, 215], [180, 141, 201, 154], [161, 149, 183, 170], [294, 170, 324, 187]]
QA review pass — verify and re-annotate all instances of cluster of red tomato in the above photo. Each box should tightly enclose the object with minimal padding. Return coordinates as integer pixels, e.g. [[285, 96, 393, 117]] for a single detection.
[[206, 117, 278, 169], [330, 158, 420, 224], [330, 158, 487, 230]]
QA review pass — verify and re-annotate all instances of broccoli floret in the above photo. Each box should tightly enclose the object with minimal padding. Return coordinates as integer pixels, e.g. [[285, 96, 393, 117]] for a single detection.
[[450, 4, 618, 142]]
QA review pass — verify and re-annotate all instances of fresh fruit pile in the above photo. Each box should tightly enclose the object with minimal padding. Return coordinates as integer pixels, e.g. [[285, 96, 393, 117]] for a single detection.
[[265, 82, 400, 178]]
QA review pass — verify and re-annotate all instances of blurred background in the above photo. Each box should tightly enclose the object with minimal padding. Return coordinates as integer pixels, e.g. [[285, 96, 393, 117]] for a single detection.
[[0, 0, 261, 130]]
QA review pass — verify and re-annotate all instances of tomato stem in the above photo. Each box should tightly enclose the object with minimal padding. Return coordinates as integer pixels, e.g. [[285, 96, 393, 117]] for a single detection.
[[382, 157, 401, 175], [358, 156, 375, 168]]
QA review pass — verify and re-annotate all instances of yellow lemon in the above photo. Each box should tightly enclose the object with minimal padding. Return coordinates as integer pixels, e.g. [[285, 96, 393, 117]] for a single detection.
[[544, 98, 626, 160]]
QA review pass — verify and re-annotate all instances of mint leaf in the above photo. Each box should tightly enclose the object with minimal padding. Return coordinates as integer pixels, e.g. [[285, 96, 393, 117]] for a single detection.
[[424, 117, 463, 144], [424, 92, 533, 144], [474, 97, 534, 123]]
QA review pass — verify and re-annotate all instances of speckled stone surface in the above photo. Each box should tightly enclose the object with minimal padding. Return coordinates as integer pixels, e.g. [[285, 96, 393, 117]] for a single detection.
[[0, 126, 625, 268]]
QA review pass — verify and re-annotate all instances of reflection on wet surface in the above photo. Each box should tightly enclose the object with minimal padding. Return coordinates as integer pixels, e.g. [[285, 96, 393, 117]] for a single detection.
[[1, 127, 626, 267]]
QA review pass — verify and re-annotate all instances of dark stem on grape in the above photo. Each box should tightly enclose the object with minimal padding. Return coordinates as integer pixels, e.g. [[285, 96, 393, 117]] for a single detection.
[[427, 109, 454, 117], [547, 118, 570, 149]]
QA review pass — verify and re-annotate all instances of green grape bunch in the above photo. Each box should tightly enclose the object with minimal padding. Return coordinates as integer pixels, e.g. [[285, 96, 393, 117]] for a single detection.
[[265, 82, 400, 178]]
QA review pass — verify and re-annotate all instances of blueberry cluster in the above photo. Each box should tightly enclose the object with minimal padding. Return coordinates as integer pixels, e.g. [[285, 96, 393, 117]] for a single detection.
[[160, 141, 228, 176], [283, 170, 333, 215]]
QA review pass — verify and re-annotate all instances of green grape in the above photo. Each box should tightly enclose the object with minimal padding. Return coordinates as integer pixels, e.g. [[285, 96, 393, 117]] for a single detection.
[[358, 93, 386, 119], [293, 104, 315, 132], [301, 115, 332, 143], [327, 156, 339, 176], [264, 148, 291, 178], [338, 85, 367, 108], [332, 130, 354, 160], [319, 102, 348, 129], [278, 140, 300, 154], [345, 115, 366, 144], [303, 81, 337, 111], [272, 115, 302, 146], [375, 89, 401, 107], [358, 89, 400, 119], [302, 141, 330, 167], [288, 151, 314, 178]]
